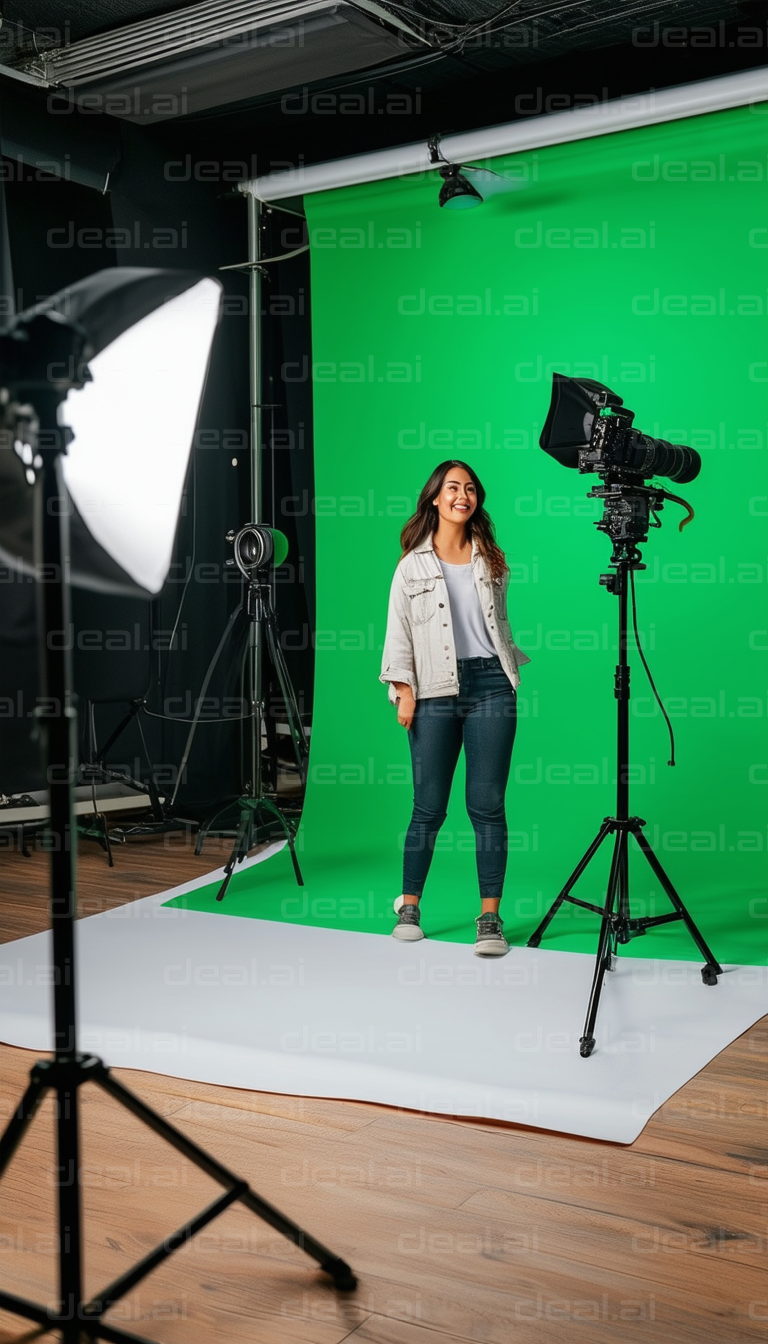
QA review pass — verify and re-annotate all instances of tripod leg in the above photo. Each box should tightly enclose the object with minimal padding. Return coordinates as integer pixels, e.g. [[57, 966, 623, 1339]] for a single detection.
[[528, 820, 613, 947], [258, 798, 304, 886], [0, 1072, 49, 1176], [95, 1066, 356, 1289], [616, 824, 631, 947], [102, 813, 115, 868], [57, 1076, 85, 1344], [169, 600, 247, 814], [195, 795, 235, 857], [215, 812, 252, 902], [634, 830, 723, 978], [263, 680, 280, 792], [285, 829, 304, 887], [80, 811, 115, 866], [195, 815, 214, 855], [264, 613, 309, 781], [580, 829, 624, 1057]]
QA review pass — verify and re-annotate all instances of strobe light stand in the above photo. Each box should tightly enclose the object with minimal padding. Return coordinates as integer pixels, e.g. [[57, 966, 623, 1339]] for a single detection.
[[0, 280, 355, 1344], [530, 374, 722, 1057], [190, 523, 309, 903]]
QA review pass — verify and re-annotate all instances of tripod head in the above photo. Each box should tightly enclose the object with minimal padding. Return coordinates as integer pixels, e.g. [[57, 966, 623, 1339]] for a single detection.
[[589, 474, 695, 585]]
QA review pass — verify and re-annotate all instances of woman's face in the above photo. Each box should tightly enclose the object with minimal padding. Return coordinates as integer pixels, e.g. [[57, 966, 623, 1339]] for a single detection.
[[432, 467, 478, 526]]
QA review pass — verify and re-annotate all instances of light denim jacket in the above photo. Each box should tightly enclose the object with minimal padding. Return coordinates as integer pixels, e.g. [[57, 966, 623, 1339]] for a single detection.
[[380, 539, 531, 704]]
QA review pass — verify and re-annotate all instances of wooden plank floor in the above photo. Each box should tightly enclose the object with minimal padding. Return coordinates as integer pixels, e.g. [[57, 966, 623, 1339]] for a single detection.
[[0, 833, 765, 1344]]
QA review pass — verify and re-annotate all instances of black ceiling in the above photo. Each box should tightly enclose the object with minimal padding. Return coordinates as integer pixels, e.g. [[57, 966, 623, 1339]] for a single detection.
[[3, 0, 766, 168], [6, 0, 766, 58]]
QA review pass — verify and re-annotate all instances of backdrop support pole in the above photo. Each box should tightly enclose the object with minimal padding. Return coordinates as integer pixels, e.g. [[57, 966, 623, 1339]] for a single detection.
[[247, 193, 263, 801], [196, 200, 307, 896]]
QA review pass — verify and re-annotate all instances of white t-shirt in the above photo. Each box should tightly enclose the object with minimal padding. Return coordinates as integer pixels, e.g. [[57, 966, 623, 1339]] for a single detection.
[[438, 560, 497, 660]]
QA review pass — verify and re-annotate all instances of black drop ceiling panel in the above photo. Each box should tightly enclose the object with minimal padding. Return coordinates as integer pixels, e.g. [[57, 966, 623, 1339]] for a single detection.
[[71, 8, 413, 122], [4, 1, 198, 44]]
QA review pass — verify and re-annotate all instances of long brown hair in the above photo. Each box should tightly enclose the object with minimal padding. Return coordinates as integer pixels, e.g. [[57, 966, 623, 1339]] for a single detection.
[[400, 460, 507, 581]]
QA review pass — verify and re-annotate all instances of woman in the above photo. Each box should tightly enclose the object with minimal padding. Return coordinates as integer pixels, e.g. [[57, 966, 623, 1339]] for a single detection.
[[380, 460, 530, 955]]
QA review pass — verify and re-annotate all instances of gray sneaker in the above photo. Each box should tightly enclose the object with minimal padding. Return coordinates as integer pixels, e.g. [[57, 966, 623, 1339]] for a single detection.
[[392, 903, 424, 941], [474, 912, 509, 957]]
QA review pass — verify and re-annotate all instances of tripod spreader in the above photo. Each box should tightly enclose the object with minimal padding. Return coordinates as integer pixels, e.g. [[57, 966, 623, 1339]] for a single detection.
[[0, 1051, 356, 1344]]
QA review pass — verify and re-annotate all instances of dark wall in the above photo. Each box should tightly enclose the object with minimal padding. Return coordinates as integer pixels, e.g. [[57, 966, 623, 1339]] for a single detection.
[[0, 88, 262, 810], [1, 157, 120, 794]]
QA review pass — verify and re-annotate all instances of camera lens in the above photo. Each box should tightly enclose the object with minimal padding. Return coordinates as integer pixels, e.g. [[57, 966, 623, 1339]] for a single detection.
[[628, 434, 701, 484]]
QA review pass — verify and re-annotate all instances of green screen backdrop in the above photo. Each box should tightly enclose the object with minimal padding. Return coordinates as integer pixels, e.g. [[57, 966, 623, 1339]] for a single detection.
[[169, 103, 768, 964]]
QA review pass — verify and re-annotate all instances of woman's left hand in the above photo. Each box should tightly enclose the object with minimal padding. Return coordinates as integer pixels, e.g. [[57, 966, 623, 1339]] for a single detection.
[[395, 687, 416, 730]]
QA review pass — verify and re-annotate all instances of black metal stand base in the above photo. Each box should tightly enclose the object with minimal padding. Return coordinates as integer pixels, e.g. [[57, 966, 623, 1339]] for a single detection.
[[195, 795, 304, 902], [527, 814, 723, 1056], [78, 810, 117, 865], [0, 1053, 355, 1344], [189, 571, 308, 903]]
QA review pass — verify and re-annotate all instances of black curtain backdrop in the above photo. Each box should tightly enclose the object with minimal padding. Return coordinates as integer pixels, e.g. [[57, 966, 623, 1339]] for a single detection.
[[0, 81, 317, 817]]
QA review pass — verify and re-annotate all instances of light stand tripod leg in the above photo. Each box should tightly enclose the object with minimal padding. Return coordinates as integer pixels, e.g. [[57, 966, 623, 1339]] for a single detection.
[[527, 820, 613, 947], [617, 823, 631, 944], [257, 797, 304, 886], [215, 810, 253, 902], [633, 830, 723, 980], [97, 1066, 355, 1288], [0, 1072, 48, 1175], [135, 710, 166, 823], [286, 832, 304, 886], [0, 1290, 158, 1344], [262, 604, 309, 784], [57, 1076, 85, 1344], [579, 829, 625, 1057], [94, 813, 115, 867], [171, 601, 247, 821], [212, 579, 306, 900], [194, 812, 216, 855]]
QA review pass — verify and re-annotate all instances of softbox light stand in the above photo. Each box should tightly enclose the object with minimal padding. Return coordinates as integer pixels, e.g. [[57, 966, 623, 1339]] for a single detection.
[[0, 284, 355, 1344], [527, 531, 722, 1057]]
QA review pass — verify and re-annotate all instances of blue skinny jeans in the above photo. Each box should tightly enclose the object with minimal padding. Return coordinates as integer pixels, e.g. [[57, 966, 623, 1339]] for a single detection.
[[402, 655, 517, 901]]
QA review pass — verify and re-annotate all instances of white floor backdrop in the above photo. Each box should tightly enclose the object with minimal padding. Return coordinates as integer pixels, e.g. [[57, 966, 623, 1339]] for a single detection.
[[1, 850, 765, 1144]]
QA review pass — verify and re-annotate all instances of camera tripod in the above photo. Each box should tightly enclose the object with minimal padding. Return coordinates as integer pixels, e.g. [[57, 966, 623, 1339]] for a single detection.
[[527, 527, 722, 1057]]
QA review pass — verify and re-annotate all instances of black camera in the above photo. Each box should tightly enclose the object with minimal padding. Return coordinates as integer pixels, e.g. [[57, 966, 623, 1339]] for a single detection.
[[540, 373, 700, 485]]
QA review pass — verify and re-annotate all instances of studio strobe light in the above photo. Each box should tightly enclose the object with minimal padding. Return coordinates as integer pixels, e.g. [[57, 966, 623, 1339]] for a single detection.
[[227, 521, 289, 575]]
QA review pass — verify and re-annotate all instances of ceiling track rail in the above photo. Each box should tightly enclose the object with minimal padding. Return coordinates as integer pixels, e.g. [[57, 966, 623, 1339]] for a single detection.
[[16, 0, 426, 88]]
